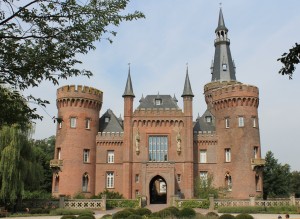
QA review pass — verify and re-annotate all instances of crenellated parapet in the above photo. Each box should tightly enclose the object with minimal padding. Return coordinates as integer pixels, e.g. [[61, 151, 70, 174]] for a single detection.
[[134, 108, 183, 116], [96, 132, 123, 147], [193, 131, 218, 145], [204, 81, 259, 110], [56, 85, 103, 110], [132, 119, 184, 128]]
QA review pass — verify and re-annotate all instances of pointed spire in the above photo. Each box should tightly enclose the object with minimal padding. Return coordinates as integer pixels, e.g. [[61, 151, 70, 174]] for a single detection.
[[181, 64, 194, 97], [139, 94, 145, 102], [215, 8, 228, 32], [122, 63, 135, 97]]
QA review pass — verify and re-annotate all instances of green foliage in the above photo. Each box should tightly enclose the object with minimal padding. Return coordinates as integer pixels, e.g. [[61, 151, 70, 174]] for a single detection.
[[106, 199, 138, 209], [263, 151, 291, 199], [73, 192, 87, 199], [0, 125, 43, 203], [61, 216, 77, 219], [194, 174, 219, 199], [77, 216, 95, 219], [179, 207, 196, 218], [127, 214, 143, 219], [22, 190, 52, 199], [112, 209, 132, 219], [101, 214, 112, 219], [78, 212, 95, 219], [206, 211, 219, 217], [219, 213, 235, 219], [30, 208, 50, 214], [235, 213, 254, 219], [50, 208, 94, 216], [134, 208, 152, 216], [180, 199, 210, 209], [93, 189, 124, 199], [0, 0, 144, 123], [278, 42, 300, 79], [290, 171, 300, 198], [218, 206, 298, 214], [164, 206, 180, 217]]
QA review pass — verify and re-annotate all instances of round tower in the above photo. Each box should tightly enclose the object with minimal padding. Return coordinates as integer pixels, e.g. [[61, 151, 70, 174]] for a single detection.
[[51, 85, 103, 197], [204, 81, 264, 198]]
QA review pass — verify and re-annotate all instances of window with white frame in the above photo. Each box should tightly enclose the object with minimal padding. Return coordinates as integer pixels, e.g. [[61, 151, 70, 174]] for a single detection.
[[148, 136, 168, 162], [105, 117, 110, 123], [155, 99, 162, 105], [200, 150, 207, 163], [70, 117, 77, 128], [252, 117, 257, 128], [225, 148, 231, 162], [82, 173, 89, 192], [225, 172, 232, 191], [238, 116, 244, 127], [225, 118, 230, 128], [106, 172, 114, 188], [107, 150, 115, 163], [59, 121, 62, 129], [205, 116, 212, 123], [85, 118, 91, 129], [200, 171, 208, 186], [253, 146, 258, 159], [83, 149, 90, 163]]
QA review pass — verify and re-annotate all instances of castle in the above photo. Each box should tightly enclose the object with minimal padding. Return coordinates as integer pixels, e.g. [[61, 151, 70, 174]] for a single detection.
[[51, 9, 265, 203]]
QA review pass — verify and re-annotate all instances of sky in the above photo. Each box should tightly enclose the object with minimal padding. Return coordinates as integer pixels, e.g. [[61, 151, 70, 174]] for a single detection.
[[25, 0, 300, 171]]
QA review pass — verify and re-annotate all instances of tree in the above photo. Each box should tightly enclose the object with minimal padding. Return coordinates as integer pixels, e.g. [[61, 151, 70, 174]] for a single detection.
[[290, 171, 300, 198], [194, 174, 219, 199], [0, 0, 144, 124], [0, 125, 43, 204], [278, 43, 300, 79], [263, 151, 291, 199]]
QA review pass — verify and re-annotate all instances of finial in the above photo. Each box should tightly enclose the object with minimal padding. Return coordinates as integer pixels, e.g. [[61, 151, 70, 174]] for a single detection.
[[219, 2, 222, 8], [128, 62, 131, 72]]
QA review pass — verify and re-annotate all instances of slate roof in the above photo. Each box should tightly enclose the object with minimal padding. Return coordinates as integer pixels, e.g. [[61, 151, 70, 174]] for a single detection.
[[193, 109, 216, 132], [99, 109, 123, 132], [182, 70, 194, 97], [137, 94, 180, 109], [122, 69, 135, 97]]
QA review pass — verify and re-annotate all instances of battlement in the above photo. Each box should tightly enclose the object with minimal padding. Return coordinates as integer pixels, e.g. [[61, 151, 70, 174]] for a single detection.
[[134, 108, 183, 116], [57, 85, 103, 98], [96, 132, 124, 139]]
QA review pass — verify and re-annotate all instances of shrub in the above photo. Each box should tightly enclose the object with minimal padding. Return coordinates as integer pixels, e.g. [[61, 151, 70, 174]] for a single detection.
[[30, 208, 50, 214], [77, 216, 94, 219], [235, 213, 254, 219], [78, 212, 95, 219], [60, 216, 77, 219], [164, 206, 180, 217], [127, 214, 143, 219], [106, 199, 139, 209], [101, 214, 112, 219], [93, 189, 124, 199], [219, 214, 235, 219], [134, 208, 152, 216], [112, 210, 132, 219], [51, 208, 94, 215], [206, 211, 219, 217], [179, 207, 196, 218], [156, 209, 173, 218]]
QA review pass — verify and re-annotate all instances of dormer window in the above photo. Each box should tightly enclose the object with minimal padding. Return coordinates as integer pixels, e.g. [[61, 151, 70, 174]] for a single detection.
[[205, 116, 212, 123], [105, 117, 110, 123], [222, 64, 227, 71], [155, 99, 162, 106]]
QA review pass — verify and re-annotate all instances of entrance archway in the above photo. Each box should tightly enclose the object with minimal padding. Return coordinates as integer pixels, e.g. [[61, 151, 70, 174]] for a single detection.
[[149, 175, 167, 204]]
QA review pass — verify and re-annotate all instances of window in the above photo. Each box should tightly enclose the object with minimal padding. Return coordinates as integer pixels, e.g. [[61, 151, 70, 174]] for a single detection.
[[70, 117, 77, 128], [135, 190, 139, 197], [82, 173, 89, 192], [222, 64, 227, 71], [200, 150, 207, 163], [225, 172, 232, 191], [135, 174, 139, 183], [85, 118, 91, 129], [253, 146, 258, 159], [105, 117, 110, 123], [200, 171, 208, 186], [54, 175, 59, 192], [238, 116, 244, 127], [225, 148, 231, 162], [106, 172, 114, 188], [107, 151, 114, 163], [225, 118, 230, 128], [148, 136, 168, 162], [155, 99, 162, 105], [177, 174, 181, 183], [83, 149, 90, 163], [57, 148, 61, 160], [205, 116, 212, 123], [59, 121, 62, 129], [255, 174, 261, 191], [252, 117, 257, 128]]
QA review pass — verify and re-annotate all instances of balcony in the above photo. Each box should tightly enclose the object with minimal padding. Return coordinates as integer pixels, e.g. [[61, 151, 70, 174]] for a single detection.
[[251, 158, 265, 170], [50, 159, 63, 171]]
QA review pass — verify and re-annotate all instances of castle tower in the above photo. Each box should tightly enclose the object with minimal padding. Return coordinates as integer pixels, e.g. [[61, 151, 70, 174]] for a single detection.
[[51, 85, 103, 197], [204, 9, 264, 198], [181, 67, 194, 198], [122, 67, 135, 198]]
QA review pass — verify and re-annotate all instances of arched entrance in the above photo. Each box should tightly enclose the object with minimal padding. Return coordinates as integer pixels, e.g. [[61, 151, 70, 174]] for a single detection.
[[149, 175, 167, 204]]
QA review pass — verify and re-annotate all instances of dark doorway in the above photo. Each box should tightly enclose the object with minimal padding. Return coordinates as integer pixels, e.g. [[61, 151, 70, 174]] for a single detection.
[[149, 175, 167, 204]]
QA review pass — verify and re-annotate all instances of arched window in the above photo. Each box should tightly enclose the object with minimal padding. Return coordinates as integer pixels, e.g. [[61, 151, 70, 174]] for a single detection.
[[82, 173, 89, 192], [54, 174, 59, 192]]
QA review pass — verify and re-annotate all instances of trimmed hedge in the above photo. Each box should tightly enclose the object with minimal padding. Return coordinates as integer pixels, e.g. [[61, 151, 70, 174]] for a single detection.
[[50, 208, 94, 215], [180, 200, 210, 209], [218, 206, 298, 214], [219, 214, 235, 219], [134, 208, 152, 216], [179, 207, 196, 218], [60, 216, 77, 219], [112, 210, 132, 219], [106, 199, 139, 209], [235, 213, 254, 219]]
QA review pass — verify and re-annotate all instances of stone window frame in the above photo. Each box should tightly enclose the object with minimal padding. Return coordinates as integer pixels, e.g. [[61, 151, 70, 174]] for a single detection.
[[70, 116, 77, 128], [199, 150, 207, 163], [106, 172, 114, 189], [225, 148, 231, 162], [238, 116, 244, 127], [107, 150, 115, 163], [148, 135, 168, 162]]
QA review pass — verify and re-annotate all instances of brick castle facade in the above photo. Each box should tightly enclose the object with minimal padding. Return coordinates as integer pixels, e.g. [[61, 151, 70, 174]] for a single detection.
[[51, 9, 265, 203]]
